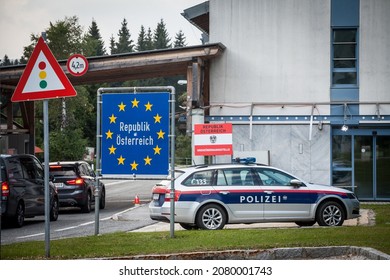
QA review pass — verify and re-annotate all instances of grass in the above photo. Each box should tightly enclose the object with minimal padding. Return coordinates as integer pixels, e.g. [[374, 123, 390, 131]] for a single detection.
[[1, 204, 389, 260]]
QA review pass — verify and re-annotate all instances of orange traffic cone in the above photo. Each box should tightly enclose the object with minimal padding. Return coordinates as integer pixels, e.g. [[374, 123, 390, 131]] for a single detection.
[[134, 195, 140, 206]]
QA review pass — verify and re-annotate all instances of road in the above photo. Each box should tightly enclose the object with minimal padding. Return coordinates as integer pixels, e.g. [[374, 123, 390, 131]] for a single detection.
[[0, 179, 159, 245]]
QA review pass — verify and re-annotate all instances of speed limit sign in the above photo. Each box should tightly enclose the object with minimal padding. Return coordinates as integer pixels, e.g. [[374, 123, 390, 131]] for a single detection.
[[66, 54, 88, 76]]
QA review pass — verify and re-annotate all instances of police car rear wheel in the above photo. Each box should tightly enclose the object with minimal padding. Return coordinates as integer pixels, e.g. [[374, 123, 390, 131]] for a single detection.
[[316, 201, 345, 226], [196, 204, 226, 230]]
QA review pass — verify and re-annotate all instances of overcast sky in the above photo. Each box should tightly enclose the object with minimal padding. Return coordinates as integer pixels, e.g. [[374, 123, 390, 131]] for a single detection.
[[0, 0, 203, 60]]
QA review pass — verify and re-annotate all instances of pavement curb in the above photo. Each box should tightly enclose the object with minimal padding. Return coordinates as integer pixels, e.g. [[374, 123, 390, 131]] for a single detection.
[[104, 246, 390, 260]]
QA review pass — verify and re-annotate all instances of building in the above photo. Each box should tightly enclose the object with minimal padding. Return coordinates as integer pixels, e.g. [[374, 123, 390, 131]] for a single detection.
[[184, 0, 390, 200]]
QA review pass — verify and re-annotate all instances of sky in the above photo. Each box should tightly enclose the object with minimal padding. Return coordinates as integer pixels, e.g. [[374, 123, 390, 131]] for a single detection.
[[0, 0, 203, 60]]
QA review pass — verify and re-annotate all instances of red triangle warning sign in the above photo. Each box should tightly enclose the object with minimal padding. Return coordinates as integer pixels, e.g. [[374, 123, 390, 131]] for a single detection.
[[11, 37, 77, 102]]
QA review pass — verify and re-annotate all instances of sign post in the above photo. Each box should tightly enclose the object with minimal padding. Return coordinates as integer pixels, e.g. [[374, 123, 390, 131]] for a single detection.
[[11, 35, 77, 257]]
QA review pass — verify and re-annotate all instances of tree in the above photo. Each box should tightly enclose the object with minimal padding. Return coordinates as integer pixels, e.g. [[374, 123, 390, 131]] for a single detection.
[[20, 17, 91, 159], [46, 16, 84, 59], [145, 27, 154, 50], [115, 18, 134, 54], [1, 55, 11, 66], [173, 30, 187, 48], [153, 19, 171, 49], [21, 16, 84, 61], [49, 128, 88, 161], [83, 19, 106, 56], [109, 34, 117, 55], [136, 25, 147, 51]]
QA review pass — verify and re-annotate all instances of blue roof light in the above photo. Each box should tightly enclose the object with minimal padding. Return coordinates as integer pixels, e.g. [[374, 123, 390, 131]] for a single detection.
[[233, 157, 256, 164]]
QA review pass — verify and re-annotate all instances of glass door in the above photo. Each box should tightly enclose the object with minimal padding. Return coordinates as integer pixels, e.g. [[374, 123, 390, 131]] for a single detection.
[[354, 136, 373, 199], [377, 136, 390, 199]]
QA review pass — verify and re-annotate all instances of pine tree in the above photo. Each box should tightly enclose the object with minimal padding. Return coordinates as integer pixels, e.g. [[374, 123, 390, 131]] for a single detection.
[[153, 19, 171, 49], [145, 27, 154, 50], [173, 30, 187, 48], [83, 19, 106, 56], [1, 55, 11, 66], [115, 18, 134, 53], [109, 35, 117, 54], [136, 25, 147, 51]]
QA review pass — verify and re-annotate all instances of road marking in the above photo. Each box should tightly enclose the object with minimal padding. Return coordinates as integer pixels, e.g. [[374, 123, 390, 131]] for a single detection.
[[79, 221, 94, 226], [103, 181, 128, 186], [55, 226, 77, 232], [16, 233, 44, 239], [13, 207, 138, 240]]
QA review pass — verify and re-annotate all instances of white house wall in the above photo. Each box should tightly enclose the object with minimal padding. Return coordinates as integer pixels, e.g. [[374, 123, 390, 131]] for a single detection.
[[360, 0, 390, 115], [209, 0, 331, 111]]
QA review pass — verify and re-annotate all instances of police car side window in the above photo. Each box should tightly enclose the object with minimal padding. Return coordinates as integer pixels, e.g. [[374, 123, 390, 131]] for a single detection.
[[220, 168, 254, 186], [256, 168, 294, 186], [183, 170, 213, 186], [216, 170, 227, 185]]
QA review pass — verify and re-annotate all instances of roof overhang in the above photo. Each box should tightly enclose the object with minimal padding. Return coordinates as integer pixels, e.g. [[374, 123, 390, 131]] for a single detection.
[[181, 1, 210, 35], [0, 43, 224, 89]]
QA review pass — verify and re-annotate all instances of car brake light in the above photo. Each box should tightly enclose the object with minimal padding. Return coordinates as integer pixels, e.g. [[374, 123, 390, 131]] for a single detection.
[[1, 182, 10, 197], [66, 178, 84, 185], [49, 165, 62, 169], [164, 190, 181, 202]]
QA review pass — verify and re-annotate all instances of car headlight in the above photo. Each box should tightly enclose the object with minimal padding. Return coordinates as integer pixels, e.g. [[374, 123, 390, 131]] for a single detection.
[[346, 193, 358, 200]]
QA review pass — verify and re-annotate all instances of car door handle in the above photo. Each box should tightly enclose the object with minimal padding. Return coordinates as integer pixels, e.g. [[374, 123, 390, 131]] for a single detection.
[[219, 191, 230, 195], [264, 191, 274, 194]]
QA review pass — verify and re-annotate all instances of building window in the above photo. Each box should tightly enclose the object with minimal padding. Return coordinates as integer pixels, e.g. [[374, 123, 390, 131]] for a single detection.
[[332, 29, 358, 86]]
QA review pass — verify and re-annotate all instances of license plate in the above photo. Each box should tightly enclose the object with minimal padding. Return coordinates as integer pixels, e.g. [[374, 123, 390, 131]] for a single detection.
[[153, 194, 160, 200], [54, 183, 63, 188]]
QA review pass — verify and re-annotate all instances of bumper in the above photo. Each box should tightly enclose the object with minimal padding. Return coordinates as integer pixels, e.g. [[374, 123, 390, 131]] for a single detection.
[[58, 191, 86, 207], [346, 199, 360, 219], [149, 201, 199, 224]]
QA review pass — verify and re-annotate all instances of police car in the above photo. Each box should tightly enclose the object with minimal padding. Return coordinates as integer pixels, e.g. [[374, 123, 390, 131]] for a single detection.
[[149, 159, 360, 230]]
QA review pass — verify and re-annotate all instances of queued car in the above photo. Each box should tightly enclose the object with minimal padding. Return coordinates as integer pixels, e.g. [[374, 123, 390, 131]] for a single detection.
[[149, 159, 360, 230], [49, 161, 105, 213], [1, 154, 59, 227]]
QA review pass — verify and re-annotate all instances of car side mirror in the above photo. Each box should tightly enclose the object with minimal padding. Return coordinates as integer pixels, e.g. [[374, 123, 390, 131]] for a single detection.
[[290, 179, 304, 187]]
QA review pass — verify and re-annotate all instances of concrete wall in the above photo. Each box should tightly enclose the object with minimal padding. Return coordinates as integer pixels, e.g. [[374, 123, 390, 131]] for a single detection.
[[360, 0, 390, 115], [209, 0, 331, 112]]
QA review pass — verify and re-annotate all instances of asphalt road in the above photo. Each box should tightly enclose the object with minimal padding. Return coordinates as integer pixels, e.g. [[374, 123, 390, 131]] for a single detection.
[[0, 179, 159, 245]]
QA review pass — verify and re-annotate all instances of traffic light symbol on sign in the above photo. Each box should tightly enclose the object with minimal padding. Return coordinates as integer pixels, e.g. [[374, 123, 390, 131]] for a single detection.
[[22, 51, 65, 93], [38, 61, 47, 89], [11, 36, 76, 102]]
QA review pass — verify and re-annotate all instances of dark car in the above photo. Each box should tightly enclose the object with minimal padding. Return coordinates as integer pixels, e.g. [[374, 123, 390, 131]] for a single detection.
[[1, 154, 59, 227], [49, 161, 105, 213]]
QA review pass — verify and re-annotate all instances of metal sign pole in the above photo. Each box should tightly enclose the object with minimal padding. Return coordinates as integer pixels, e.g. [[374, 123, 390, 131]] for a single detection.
[[43, 99, 50, 258], [95, 90, 102, 235], [169, 87, 176, 238]]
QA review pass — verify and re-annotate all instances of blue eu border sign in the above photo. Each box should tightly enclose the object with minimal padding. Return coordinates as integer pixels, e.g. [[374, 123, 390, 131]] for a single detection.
[[101, 92, 169, 176]]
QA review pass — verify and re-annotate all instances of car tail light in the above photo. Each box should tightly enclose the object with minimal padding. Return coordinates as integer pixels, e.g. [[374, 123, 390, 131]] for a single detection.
[[49, 165, 62, 169], [1, 182, 10, 197], [164, 190, 181, 202], [66, 178, 84, 185]]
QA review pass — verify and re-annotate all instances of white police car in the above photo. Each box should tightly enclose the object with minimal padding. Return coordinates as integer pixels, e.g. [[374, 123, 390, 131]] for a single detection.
[[149, 160, 360, 230]]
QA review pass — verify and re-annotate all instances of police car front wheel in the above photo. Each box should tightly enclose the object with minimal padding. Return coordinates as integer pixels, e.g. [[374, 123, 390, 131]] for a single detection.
[[316, 201, 345, 226], [196, 204, 227, 230]]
